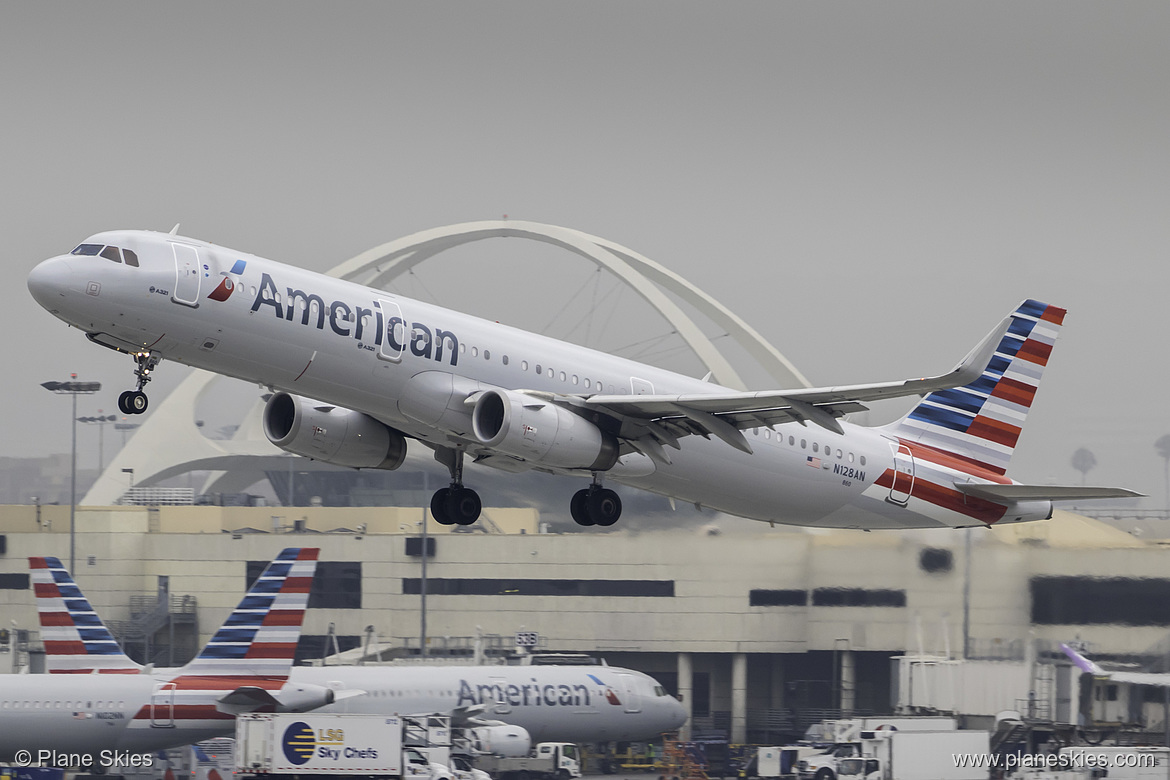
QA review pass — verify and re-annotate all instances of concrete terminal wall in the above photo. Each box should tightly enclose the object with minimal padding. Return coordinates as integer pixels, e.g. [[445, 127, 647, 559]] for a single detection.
[[0, 507, 1168, 661]]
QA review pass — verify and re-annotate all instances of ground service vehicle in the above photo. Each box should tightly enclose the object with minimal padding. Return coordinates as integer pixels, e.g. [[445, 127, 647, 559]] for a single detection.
[[797, 717, 959, 780], [235, 713, 441, 780], [476, 742, 583, 780], [741, 746, 819, 780], [828, 730, 989, 780]]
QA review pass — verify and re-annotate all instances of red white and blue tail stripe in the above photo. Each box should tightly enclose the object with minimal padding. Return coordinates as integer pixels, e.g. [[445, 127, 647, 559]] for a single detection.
[[178, 547, 318, 677], [31, 555, 141, 674], [885, 299, 1065, 476]]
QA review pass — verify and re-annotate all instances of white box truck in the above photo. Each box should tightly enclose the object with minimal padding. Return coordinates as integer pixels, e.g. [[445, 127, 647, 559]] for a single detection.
[[235, 713, 438, 780], [832, 730, 989, 780], [475, 742, 582, 780]]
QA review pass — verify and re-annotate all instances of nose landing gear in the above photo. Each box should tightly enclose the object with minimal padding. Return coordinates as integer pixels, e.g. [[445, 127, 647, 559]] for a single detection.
[[117, 351, 161, 415]]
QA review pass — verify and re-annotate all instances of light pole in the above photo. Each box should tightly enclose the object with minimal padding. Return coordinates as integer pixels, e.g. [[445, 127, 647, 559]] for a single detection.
[[114, 420, 140, 447], [42, 376, 101, 572], [77, 414, 117, 472]]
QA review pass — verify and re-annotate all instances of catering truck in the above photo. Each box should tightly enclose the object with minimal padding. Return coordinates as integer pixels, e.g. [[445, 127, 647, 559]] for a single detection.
[[235, 713, 442, 780]]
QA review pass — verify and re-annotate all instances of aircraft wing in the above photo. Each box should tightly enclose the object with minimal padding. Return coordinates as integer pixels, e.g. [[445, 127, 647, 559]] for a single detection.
[[1061, 643, 1170, 687], [955, 484, 1144, 502], [548, 313, 1012, 461]]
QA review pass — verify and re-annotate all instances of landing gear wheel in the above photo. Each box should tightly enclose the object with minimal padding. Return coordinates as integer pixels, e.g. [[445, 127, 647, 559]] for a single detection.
[[118, 390, 148, 415], [430, 487, 454, 525], [446, 486, 482, 525], [570, 489, 594, 526], [587, 488, 622, 526]]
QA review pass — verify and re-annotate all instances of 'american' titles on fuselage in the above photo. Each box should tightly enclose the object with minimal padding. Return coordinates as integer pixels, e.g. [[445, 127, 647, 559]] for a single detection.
[[251, 272, 461, 365]]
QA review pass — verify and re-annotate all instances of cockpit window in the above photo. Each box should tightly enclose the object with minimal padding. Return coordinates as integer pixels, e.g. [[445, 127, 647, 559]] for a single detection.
[[71, 244, 140, 267]]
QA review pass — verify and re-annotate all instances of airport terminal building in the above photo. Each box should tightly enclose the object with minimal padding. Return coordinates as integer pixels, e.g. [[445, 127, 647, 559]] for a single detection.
[[1, 503, 1167, 744]]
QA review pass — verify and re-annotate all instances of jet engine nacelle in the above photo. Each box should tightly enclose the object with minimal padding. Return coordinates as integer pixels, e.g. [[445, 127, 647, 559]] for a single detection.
[[274, 681, 337, 712], [471, 389, 618, 471], [263, 392, 408, 470], [468, 724, 532, 757]]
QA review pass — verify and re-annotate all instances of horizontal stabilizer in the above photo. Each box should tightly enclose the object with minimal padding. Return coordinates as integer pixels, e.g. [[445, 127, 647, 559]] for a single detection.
[[955, 483, 1144, 502]]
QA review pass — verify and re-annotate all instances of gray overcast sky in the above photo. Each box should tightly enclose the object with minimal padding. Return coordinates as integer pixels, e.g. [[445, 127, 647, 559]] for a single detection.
[[2, 2, 1168, 502]]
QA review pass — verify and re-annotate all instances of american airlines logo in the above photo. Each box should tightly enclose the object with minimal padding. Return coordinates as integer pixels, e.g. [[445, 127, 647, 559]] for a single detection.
[[456, 677, 620, 708], [249, 272, 461, 366]]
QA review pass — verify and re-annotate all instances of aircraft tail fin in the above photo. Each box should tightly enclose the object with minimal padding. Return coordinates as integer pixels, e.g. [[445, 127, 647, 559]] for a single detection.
[[30, 556, 143, 674], [883, 299, 1065, 475], [177, 547, 318, 678]]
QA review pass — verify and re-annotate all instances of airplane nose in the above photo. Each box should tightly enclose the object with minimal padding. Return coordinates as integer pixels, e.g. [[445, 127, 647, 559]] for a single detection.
[[28, 256, 74, 310], [665, 694, 688, 730]]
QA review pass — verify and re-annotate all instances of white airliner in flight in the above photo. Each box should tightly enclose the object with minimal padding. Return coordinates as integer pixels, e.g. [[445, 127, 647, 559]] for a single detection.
[[32, 556, 687, 743], [0, 549, 331, 761], [27, 230, 1138, 528]]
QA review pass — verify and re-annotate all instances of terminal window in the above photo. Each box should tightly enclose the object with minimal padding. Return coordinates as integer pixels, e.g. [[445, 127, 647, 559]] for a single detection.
[[403, 578, 675, 597], [749, 589, 808, 606], [811, 588, 906, 607], [1031, 576, 1170, 625], [0, 573, 28, 590]]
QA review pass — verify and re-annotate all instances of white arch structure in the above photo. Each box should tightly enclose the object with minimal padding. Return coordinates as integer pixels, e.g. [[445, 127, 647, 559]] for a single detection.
[[83, 220, 808, 505]]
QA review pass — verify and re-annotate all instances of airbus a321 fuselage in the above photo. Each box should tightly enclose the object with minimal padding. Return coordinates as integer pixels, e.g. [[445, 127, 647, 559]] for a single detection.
[[27, 230, 1137, 529]]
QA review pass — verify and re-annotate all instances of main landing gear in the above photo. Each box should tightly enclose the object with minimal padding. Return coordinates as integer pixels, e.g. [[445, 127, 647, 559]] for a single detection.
[[117, 351, 160, 416], [430, 448, 482, 526], [570, 480, 622, 527]]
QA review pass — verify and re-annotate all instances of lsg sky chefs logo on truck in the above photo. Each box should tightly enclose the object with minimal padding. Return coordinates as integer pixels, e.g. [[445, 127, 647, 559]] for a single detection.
[[282, 721, 318, 766]]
